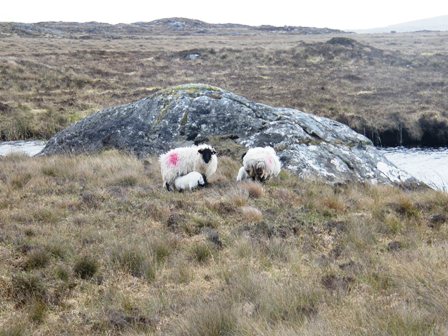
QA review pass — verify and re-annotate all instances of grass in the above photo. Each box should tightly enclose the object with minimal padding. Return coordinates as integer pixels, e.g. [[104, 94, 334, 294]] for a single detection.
[[73, 255, 99, 280], [0, 151, 447, 334], [9, 273, 47, 306], [112, 247, 156, 279], [22, 249, 50, 270], [190, 242, 213, 264], [0, 31, 447, 146], [174, 300, 238, 336]]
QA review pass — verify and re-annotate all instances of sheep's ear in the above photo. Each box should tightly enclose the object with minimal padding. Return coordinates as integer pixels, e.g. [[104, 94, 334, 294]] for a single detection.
[[241, 152, 247, 161], [199, 146, 217, 155]]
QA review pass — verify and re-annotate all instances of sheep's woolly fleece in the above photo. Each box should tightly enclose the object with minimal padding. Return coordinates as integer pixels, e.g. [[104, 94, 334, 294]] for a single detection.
[[159, 144, 218, 189], [237, 146, 281, 182], [174, 171, 205, 191]]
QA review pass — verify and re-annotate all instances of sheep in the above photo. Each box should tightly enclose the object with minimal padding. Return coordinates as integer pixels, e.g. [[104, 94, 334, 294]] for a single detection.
[[159, 144, 218, 191], [236, 166, 249, 181], [174, 171, 206, 191], [236, 146, 281, 182]]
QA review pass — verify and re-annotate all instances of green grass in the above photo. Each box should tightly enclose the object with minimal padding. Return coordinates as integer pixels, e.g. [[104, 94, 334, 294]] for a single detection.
[[190, 242, 213, 264], [111, 247, 156, 280], [73, 255, 99, 280], [9, 273, 47, 306]]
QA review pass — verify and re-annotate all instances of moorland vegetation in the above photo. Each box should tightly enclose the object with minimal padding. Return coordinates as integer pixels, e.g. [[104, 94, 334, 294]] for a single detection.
[[0, 22, 447, 146], [0, 151, 447, 334]]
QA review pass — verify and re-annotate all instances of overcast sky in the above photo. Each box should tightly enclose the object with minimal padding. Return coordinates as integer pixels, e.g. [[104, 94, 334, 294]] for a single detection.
[[2, 0, 448, 30]]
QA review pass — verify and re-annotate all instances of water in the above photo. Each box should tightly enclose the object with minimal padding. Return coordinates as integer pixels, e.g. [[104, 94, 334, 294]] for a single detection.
[[380, 147, 448, 191], [0, 141, 447, 191], [0, 140, 46, 157]]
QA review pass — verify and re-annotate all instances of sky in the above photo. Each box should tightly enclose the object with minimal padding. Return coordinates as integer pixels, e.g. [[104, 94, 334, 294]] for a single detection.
[[2, 0, 448, 30]]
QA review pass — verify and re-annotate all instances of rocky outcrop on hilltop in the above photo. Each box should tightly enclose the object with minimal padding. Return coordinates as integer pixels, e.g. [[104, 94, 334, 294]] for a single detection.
[[0, 18, 344, 38], [41, 84, 419, 186]]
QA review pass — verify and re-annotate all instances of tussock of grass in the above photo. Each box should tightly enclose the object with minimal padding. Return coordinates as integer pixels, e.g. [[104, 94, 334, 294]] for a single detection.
[[9, 273, 47, 306], [228, 187, 249, 207], [22, 249, 50, 270], [240, 206, 263, 222], [239, 181, 265, 198], [150, 237, 175, 264], [54, 265, 70, 282], [112, 247, 156, 280], [28, 300, 48, 324], [0, 152, 447, 334], [190, 242, 213, 264], [175, 300, 238, 336], [73, 255, 99, 280]]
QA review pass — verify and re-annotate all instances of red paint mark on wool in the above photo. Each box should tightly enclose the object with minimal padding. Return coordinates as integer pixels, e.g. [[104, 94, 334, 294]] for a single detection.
[[168, 152, 180, 167], [267, 156, 273, 168]]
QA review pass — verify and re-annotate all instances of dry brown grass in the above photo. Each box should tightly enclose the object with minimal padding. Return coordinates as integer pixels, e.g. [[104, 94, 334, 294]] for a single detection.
[[240, 206, 264, 222], [1, 32, 448, 146], [239, 181, 265, 198], [0, 151, 447, 335]]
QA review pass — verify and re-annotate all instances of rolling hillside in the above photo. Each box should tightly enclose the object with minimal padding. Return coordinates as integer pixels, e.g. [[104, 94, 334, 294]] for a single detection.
[[356, 15, 448, 33]]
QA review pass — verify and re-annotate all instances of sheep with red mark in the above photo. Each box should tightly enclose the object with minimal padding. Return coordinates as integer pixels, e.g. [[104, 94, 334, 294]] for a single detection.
[[159, 144, 218, 191], [236, 146, 281, 182]]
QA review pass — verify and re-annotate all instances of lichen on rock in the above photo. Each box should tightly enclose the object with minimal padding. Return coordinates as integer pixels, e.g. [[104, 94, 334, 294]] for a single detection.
[[41, 83, 420, 186]]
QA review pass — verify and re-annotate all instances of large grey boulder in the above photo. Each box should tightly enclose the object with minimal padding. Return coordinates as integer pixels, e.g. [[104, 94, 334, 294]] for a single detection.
[[42, 83, 418, 186]]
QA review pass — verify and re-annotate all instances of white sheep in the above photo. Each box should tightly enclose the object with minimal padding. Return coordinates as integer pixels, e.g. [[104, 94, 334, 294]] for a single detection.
[[236, 146, 281, 182], [174, 171, 205, 191], [159, 144, 218, 191], [236, 166, 249, 181]]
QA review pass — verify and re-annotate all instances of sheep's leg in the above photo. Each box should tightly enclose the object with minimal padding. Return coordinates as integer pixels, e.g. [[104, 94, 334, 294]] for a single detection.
[[202, 174, 208, 187], [165, 182, 174, 191]]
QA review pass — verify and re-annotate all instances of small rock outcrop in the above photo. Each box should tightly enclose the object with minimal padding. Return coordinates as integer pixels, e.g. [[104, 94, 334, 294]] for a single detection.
[[42, 84, 418, 186]]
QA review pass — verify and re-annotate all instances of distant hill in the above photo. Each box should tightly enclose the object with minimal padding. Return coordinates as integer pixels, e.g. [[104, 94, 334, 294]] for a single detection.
[[0, 17, 344, 38], [355, 15, 448, 33]]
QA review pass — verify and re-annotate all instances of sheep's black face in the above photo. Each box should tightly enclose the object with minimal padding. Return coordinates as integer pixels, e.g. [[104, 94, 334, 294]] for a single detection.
[[253, 167, 266, 182], [198, 148, 216, 164]]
